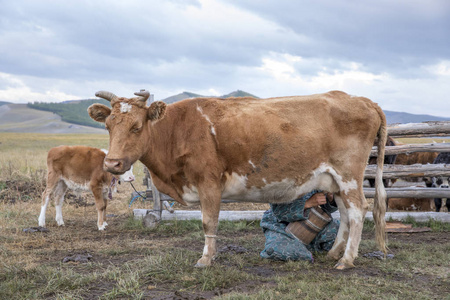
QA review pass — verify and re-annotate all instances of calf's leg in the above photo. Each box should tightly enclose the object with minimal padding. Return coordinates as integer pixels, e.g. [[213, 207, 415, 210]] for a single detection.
[[39, 185, 54, 227], [91, 186, 107, 230], [54, 181, 68, 226]]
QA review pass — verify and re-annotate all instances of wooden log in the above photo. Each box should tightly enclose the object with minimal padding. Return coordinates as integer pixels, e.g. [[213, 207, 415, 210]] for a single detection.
[[370, 143, 450, 157], [364, 187, 450, 198], [365, 163, 450, 179], [133, 209, 450, 222], [387, 121, 450, 137]]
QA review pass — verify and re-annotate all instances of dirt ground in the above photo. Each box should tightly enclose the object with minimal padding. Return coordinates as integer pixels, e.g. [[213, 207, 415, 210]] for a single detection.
[[3, 181, 449, 299], [19, 211, 449, 300]]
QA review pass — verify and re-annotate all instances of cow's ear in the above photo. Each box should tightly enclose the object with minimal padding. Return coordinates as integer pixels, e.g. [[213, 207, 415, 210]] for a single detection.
[[88, 104, 111, 123], [147, 101, 167, 122]]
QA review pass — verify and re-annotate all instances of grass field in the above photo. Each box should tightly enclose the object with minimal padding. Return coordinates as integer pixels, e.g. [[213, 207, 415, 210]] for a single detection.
[[1, 133, 449, 299]]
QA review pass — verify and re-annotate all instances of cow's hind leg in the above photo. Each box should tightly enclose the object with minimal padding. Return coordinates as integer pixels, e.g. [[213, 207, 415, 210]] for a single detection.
[[54, 181, 68, 226], [327, 194, 348, 261], [335, 188, 368, 270], [39, 188, 52, 227], [195, 185, 221, 268]]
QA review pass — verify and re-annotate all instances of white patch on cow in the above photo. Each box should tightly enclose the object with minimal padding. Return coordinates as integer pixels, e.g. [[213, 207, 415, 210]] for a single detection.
[[55, 204, 64, 226], [182, 163, 358, 205], [119, 165, 135, 182], [98, 222, 107, 231], [313, 163, 357, 194], [120, 102, 133, 113], [348, 201, 363, 222], [182, 185, 200, 205], [196, 105, 216, 136], [38, 200, 49, 227], [203, 245, 209, 256], [249, 160, 256, 169], [101, 149, 108, 154], [221, 172, 250, 199], [63, 178, 90, 192]]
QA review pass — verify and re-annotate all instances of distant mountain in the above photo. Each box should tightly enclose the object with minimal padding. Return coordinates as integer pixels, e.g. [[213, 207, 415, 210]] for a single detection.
[[162, 92, 204, 104], [0, 101, 10, 106], [160, 90, 258, 103], [384, 110, 450, 125], [220, 90, 259, 98]]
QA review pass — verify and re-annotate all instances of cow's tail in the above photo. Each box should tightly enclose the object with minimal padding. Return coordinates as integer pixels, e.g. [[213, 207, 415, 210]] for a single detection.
[[373, 104, 388, 255]]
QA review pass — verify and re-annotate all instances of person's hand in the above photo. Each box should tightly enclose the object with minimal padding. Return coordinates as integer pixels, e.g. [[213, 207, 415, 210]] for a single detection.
[[304, 193, 327, 209]]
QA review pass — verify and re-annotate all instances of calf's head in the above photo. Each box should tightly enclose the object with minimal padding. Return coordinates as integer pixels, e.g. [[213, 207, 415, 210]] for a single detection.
[[432, 176, 450, 189], [88, 90, 166, 174]]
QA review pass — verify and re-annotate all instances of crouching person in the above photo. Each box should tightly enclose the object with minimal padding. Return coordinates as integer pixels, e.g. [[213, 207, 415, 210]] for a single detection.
[[260, 190, 339, 262]]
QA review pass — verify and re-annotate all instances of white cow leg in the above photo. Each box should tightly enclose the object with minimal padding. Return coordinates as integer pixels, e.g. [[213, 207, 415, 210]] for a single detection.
[[328, 194, 348, 260], [335, 192, 367, 270], [54, 182, 67, 226], [55, 196, 65, 226], [38, 193, 50, 227]]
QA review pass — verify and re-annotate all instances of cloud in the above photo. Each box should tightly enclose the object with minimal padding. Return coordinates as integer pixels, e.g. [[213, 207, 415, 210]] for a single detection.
[[0, 0, 449, 117]]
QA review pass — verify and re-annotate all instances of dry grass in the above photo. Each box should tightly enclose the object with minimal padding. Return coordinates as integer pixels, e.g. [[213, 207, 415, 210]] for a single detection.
[[1, 133, 449, 299]]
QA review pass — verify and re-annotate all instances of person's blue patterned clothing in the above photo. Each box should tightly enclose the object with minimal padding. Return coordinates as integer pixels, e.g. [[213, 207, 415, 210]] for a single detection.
[[260, 190, 339, 262]]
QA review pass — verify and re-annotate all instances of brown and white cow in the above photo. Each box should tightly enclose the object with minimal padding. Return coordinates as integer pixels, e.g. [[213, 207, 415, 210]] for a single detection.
[[88, 90, 387, 269], [38, 145, 135, 230]]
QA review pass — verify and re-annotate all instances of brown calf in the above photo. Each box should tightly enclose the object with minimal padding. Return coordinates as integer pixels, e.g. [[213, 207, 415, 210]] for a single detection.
[[38, 145, 135, 230]]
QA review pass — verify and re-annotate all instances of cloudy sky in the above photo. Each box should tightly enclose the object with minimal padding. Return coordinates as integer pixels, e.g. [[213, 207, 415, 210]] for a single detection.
[[1, 0, 449, 117]]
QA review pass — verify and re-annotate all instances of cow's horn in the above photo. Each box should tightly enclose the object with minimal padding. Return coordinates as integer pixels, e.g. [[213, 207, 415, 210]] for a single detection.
[[133, 89, 150, 102], [95, 91, 119, 102]]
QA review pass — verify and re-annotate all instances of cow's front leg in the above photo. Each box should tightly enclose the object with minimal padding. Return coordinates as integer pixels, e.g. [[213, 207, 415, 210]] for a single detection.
[[92, 187, 107, 230], [195, 186, 221, 268]]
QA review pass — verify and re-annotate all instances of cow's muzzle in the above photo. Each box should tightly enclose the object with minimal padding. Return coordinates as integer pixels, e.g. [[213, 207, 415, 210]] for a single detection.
[[104, 158, 130, 175]]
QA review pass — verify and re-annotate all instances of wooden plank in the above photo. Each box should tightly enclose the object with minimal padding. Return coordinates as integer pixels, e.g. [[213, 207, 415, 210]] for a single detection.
[[370, 143, 450, 157], [386, 227, 432, 233], [364, 187, 450, 198], [133, 210, 450, 222], [387, 121, 450, 137], [364, 163, 450, 179]]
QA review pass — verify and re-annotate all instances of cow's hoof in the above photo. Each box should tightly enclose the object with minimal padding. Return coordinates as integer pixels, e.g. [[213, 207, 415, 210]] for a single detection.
[[334, 260, 355, 270], [327, 251, 340, 261], [194, 262, 208, 268], [195, 257, 211, 268]]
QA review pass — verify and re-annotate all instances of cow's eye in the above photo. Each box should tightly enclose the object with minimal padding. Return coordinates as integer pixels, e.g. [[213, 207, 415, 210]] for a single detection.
[[131, 126, 141, 133]]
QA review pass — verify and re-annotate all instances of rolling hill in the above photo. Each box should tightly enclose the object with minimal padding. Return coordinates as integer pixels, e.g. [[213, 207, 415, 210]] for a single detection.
[[0, 104, 106, 134]]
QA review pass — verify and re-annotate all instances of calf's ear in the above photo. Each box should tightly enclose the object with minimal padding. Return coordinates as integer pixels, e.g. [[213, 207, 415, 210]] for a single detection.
[[88, 104, 111, 123], [148, 101, 167, 122]]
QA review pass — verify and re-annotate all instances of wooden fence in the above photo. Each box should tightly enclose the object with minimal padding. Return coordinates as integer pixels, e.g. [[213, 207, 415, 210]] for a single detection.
[[365, 121, 450, 198], [138, 121, 450, 221]]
